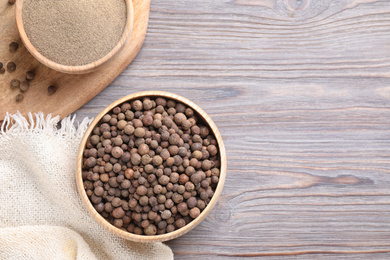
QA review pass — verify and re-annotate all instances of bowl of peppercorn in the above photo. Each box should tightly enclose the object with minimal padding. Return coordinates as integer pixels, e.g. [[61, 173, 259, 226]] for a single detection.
[[15, 0, 133, 74], [77, 91, 226, 243]]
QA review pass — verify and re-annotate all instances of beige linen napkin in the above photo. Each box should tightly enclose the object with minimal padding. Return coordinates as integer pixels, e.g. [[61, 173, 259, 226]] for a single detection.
[[0, 112, 173, 260]]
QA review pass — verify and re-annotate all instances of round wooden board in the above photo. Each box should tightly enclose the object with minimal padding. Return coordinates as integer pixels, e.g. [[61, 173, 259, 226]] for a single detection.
[[0, 0, 150, 120]]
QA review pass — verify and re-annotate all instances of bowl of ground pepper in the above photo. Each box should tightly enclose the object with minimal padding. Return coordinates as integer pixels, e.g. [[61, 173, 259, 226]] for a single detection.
[[15, 0, 133, 74], [76, 91, 227, 242]]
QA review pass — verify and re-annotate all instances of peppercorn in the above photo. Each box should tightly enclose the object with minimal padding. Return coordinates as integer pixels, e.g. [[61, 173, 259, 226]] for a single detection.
[[0, 68, 5, 74], [139, 196, 149, 206], [134, 127, 145, 138], [143, 224, 157, 236], [175, 218, 186, 229], [166, 225, 175, 233], [10, 79, 20, 90], [174, 113, 186, 125], [0, 62, 3, 69], [131, 100, 143, 111], [9, 42, 19, 51], [165, 199, 174, 209], [94, 202, 104, 213], [189, 207, 201, 219], [26, 71, 35, 81], [177, 202, 188, 213], [161, 210, 172, 220], [47, 85, 57, 95], [117, 120, 127, 130], [15, 91, 24, 99], [94, 186, 104, 196], [8, 0, 15, 5], [112, 207, 125, 218], [7, 62, 16, 72], [111, 147, 123, 158], [136, 186, 148, 196]]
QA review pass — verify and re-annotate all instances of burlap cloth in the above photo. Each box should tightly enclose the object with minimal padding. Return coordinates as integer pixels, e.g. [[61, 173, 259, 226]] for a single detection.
[[0, 112, 173, 260]]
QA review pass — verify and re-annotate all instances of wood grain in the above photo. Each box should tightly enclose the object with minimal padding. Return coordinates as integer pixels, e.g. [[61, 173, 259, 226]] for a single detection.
[[0, 0, 150, 120], [28, 0, 390, 258]]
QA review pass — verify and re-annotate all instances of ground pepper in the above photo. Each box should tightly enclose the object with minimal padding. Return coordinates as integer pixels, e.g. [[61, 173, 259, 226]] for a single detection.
[[22, 0, 127, 66]]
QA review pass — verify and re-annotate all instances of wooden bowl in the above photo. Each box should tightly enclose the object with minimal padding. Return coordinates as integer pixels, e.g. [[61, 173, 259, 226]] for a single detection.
[[76, 91, 227, 243], [15, 0, 134, 74]]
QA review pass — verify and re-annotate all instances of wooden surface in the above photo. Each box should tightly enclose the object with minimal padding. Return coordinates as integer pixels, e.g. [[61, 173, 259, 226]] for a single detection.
[[12, 0, 390, 258], [0, 0, 150, 120]]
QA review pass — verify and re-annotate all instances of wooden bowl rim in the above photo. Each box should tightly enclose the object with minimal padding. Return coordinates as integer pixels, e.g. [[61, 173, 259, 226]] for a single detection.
[[76, 91, 227, 243], [15, 0, 134, 74]]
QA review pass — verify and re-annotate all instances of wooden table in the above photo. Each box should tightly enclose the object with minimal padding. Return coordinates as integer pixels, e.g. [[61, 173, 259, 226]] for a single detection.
[[75, 0, 390, 258]]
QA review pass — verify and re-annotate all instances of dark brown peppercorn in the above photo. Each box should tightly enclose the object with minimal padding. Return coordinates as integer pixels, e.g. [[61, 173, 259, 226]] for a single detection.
[[112, 207, 125, 218], [189, 207, 201, 218], [177, 202, 188, 213], [0, 68, 5, 74], [139, 196, 149, 206], [174, 113, 186, 125], [26, 71, 35, 81], [170, 172, 180, 184], [137, 186, 148, 196], [112, 197, 122, 207], [142, 115, 153, 126], [179, 174, 189, 184], [9, 41, 18, 51], [94, 186, 104, 196], [161, 210, 172, 220], [15, 94, 24, 102], [144, 224, 157, 235], [138, 143, 149, 155], [190, 173, 202, 185], [152, 155, 163, 166], [175, 218, 186, 229], [132, 100, 143, 111], [172, 193, 183, 204], [166, 225, 175, 233], [134, 127, 145, 138], [94, 202, 104, 213], [48, 85, 57, 95], [111, 147, 124, 158], [158, 175, 170, 186], [187, 197, 197, 208], [10, 79, 20, 90], [7, 62, 16, 72], [165, 199, 174, 209]]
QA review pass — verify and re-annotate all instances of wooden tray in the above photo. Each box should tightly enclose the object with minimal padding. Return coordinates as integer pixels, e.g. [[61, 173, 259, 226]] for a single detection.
[[0, 0, 150, 120]]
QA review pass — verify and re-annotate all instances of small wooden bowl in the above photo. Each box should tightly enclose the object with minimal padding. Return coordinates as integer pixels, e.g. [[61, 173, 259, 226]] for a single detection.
[[76, 91, 227, 243], [15, 0, 134, 74]]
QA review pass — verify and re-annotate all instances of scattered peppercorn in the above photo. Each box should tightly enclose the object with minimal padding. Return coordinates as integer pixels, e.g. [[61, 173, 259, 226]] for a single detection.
[[0, 62, 3, 69], [0, 68, 5, 74], [26, 71, 35, 81], [10, 79, 20, 90], [15, 94, 24, 102], [20, 81, 30, 92], [8, 0, 15, 5], [6, 62, 16, 72], [82, 96, 221, 236], [9, 42, 18, 52], [48, 85, 57, 95]]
